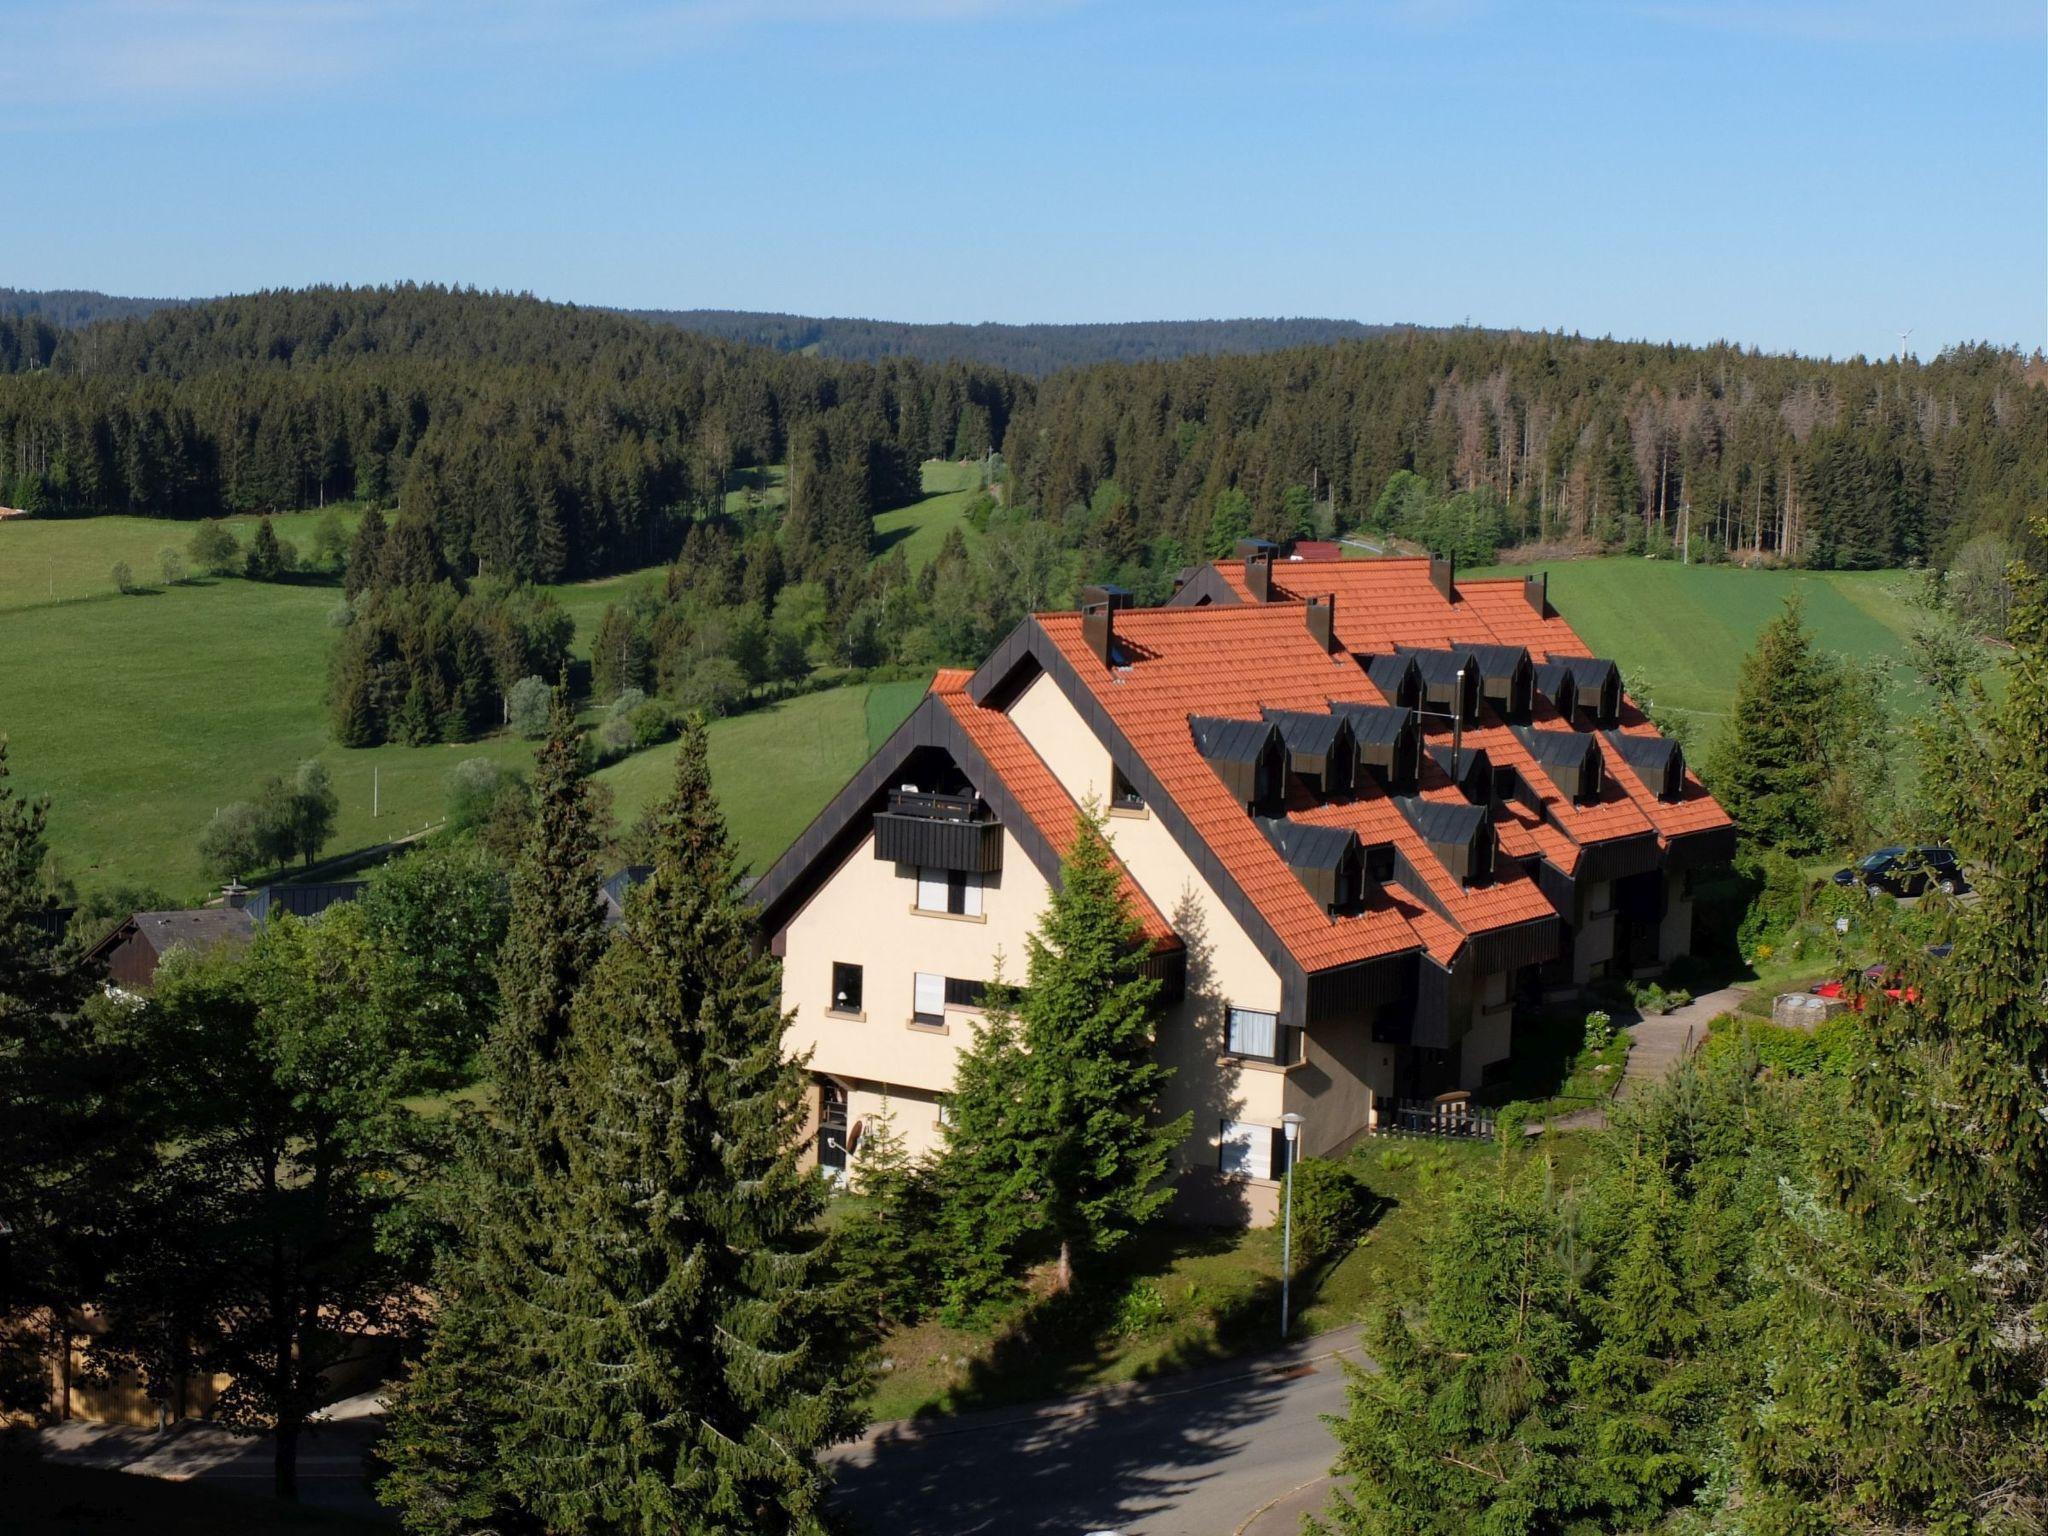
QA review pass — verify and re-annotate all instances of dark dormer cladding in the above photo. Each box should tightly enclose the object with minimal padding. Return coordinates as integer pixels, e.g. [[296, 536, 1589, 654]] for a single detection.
[[1363, 652, 1423, 711], [1513, 726, 1607, 804], [1257, 817, 1367, 915], [1395, 796, 1496, 888], [1426, 743, 1494, 806], [1080, 592, 1124, 667], [1555, 656, 1624, 728], [1533, 661, 1580, 721], [1603, 731, 1687, 801], [1466, 644, 1534, 720], [1190, 715, 1286, 814], [1262, 708, 1357, 797], [1396, 647, 1482, 725], [1330, 701, 1421, 793]]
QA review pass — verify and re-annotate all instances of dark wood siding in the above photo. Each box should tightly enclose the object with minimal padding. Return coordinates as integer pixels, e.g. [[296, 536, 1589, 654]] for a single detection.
[[872, 813, 1005, 873]]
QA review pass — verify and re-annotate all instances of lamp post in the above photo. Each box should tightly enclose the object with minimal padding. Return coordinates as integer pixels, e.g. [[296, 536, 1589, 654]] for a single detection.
[[1279, 1112, 1304, 1340]]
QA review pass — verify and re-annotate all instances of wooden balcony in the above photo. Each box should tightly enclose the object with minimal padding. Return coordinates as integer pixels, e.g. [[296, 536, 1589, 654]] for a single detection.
[[873, 790, 1005, 873]]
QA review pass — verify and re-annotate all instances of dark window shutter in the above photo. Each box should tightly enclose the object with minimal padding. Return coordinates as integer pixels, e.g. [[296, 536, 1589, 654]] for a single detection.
[[943, 976, 987, 1009]]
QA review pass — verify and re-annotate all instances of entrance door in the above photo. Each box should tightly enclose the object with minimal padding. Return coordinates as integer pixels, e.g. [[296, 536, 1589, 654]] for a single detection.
[[817, 1081, 849, 1174]]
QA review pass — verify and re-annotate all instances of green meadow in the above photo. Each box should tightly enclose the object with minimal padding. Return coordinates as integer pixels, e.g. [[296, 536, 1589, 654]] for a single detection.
[[871, 459, 987, 566], [1470, 558, 1957, 749]]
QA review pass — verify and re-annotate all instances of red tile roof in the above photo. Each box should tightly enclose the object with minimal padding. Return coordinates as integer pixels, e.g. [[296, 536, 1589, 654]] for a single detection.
[[1195, 559, 1731, 850], [930, 669, 1179, 948], [1032, 604, 1557, 971]]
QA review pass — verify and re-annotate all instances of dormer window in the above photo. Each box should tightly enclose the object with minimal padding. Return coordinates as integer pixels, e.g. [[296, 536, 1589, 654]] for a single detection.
[[1111, 763, 1145, 812]]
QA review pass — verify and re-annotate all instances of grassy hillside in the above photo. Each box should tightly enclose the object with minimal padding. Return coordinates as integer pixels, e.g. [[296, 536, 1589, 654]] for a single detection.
[[871, 460, 986, 567], [0, 514, 934, 895], [1471, 559, 1956, 749], [595, 678, 925, 872], [0, 506, 363, 613]]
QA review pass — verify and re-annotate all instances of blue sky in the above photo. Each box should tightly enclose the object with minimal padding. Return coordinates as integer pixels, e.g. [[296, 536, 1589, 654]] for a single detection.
[[2, 0, 2040, 358]]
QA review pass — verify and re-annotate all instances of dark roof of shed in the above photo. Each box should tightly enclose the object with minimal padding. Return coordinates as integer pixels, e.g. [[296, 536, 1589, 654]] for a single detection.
[[1261, 708, 1351, 762], [129, 908, 256, 958], [1395, 796, 1491, 846], [1189, 715, 1279, 766], [1329, 700, 1413, 746], [1256, 816, 1359, 871]]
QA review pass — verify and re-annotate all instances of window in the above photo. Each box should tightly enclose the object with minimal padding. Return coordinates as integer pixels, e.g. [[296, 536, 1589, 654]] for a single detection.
[[1226, 1006, 1279, 1060], [1111, 763, 1145, 812], [1218, 1119, 1289, 1181], [1365, 842, 1397, 883], [915, 866, 983, 916], [944, 976, 989, 1010], [912, 971, 945, 1025], [1492, 765, 1519, 803], [830, 962, 863, 1015]]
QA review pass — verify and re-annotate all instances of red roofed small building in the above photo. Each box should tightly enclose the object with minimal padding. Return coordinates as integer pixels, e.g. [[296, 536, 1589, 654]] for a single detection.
[[752, 554, 1730, 1224]]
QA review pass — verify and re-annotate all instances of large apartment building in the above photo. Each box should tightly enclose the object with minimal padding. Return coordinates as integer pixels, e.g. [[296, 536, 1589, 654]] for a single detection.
[[751, 545, 1732, 1223]]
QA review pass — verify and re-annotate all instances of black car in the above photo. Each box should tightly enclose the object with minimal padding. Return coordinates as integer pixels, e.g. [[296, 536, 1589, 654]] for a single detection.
[[1833, 845, 1967, 898]]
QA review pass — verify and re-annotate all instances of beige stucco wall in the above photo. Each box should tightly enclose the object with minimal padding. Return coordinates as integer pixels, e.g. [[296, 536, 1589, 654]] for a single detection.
[[780, 822, 1050, 1123], [1006, 670, 1365, 1223]]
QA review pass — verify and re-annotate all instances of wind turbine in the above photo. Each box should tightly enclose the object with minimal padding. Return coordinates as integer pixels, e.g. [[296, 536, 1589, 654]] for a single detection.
[[1897, 327, 1914, 360]]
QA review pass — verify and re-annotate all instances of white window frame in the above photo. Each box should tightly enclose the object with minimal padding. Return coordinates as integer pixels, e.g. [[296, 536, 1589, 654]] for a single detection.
[[914, 867, 983, 916], [1218, 1118, 1274, 1181], [1226, 1006, 1279, 1061]]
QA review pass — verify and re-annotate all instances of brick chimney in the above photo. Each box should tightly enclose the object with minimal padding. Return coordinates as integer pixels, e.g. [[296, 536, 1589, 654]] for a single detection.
[[1245, 548, 1274, 602], [1306, 594, 1338, 653], [1428, 554, 1456, 601], [1523, 570, 1547, 614]]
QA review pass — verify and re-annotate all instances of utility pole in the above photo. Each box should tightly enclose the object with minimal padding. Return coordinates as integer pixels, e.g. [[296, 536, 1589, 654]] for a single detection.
[[372, 765, 380, 820]]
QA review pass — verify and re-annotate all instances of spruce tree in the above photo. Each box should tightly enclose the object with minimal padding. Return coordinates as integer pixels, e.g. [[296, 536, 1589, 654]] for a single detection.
[[345, 505, 389, 599], [522, 724, 865, 1535], [1705, 594, 1835, 853], [1743, 535, 2048, 1532], [1018, 807, 1187, 1291], [379, 687, 608, 1534], [245, 514, 285, 580], [933, 980, 1038, 1320]]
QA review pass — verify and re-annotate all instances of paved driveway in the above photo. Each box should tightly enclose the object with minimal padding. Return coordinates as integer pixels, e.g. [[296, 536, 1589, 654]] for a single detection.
[[828, 1327, 1364, 1536]]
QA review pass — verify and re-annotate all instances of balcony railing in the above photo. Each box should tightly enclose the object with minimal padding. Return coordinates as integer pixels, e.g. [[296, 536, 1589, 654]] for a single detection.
[[885, 789, 988, 823], [874, 791, 1004, 873], [1375, 1096, 1497, 1140]]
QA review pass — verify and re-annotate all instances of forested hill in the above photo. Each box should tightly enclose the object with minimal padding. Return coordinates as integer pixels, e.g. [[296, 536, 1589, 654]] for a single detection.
[[0, 287, 191, 328], [1005, 332, 2048, 573], [619, 309, 1400, 374], [0, 285, 1018, 582]]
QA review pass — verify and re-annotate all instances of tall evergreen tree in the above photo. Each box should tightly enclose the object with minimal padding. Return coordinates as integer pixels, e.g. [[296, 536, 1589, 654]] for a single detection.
[[520, 724, 865, 1535], [344, 505, 389, 599], [245, 514, 286, 580], [1704, 594, 1836, 853], [1742, 533, 2048, 1532], [380, 687, 608, 1534], [1017, 809, 1185, 1291]]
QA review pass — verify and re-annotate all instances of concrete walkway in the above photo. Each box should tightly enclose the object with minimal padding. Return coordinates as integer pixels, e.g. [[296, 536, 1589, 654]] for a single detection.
[[1616, 985, 1748, 1098]]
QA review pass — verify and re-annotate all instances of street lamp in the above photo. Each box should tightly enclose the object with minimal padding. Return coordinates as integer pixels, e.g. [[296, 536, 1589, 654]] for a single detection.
[[1279, 1112, 1305, 1340]]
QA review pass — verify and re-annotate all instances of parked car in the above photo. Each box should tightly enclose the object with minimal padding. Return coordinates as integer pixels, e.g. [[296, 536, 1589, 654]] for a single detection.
[[1832, 845, 1967, 898], [1812, 963, 1918, 1008]]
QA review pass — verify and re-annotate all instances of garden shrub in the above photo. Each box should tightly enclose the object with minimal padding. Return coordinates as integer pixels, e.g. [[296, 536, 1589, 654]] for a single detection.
[[1583, 1009, 1614, 1051], [1288, 1157, 1377, 1260], [1736, 845, 1806, 961]]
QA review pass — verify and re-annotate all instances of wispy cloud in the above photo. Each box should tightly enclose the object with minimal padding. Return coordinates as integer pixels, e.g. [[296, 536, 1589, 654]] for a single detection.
[[0, 0, 1081, 119]]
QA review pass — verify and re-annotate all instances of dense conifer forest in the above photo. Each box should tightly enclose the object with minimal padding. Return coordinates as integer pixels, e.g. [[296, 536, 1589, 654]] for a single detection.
[[5, 286, 2043, 586], [0, 286, 1016, 582], [620, 310, 1402, 374]]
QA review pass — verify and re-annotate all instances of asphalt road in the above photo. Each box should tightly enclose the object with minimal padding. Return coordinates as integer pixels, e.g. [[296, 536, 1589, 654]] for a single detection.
[[827, 1325, 1365, 1536]]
